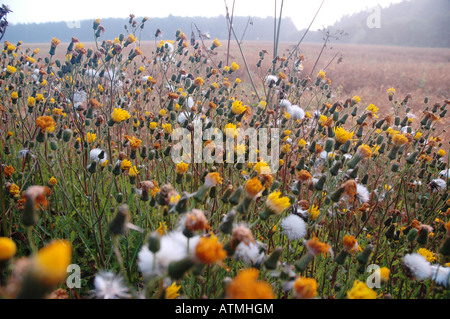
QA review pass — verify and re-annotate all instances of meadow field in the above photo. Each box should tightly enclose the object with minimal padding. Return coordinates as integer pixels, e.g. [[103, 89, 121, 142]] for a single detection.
[[23, 39, 450, 135], [0, 17, 449, 300]]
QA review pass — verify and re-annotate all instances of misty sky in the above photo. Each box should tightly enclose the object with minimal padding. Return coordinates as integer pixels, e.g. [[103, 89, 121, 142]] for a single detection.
[[2, 0, 405, 30]]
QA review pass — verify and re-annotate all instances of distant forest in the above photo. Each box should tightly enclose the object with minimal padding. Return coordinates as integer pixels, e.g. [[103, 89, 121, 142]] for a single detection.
[[2, 0, 449, 48]]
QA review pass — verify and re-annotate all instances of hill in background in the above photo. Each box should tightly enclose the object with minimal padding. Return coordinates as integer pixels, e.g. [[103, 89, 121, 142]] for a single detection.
[[2, 0, 449, 48]]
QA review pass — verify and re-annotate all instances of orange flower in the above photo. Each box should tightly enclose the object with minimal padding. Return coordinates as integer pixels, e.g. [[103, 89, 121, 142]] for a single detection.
[[411, 219, 421, 229], [168, 92, 179, 100], [444, 221, 450, 236], [204, 172, 222, 188], [0, 237, 17, 261], [293, 277, 318, 299], [343, 234, 359, 253], [297, 170, 312, 182], [306, 237, 331, 256], [195, 233, 227, 264], [36, 116, 56, 133], [3, 165, 15, 179], [225, 268, 274, 299], [25, 185, 51, 210], [245, 177, 264, 199], [175, 162, 189, 174], [194, 77, 204, 87]]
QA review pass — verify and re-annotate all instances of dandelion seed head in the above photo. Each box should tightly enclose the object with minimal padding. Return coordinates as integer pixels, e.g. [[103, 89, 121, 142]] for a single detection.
[[233, 241, 265, 266], [403, 253, 432, 280], [93, 271, 130, 299], [280, 214, 307, 240], [356, 184, 370, 203], [430, 265, 450, 287]]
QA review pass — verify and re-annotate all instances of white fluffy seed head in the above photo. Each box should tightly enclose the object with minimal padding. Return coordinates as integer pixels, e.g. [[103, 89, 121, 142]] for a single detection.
[[90, 148, 108, 165], [356, 184, 370, 203], [233, 241, 265, 266], [93, 271, 130, 299], [279, 99, 292, 108], [403, 253, 432, 280], [286, 105, 305, 120], [439, 169, 450, 179], [265, 75, 279, 85], [430, 265, 450, 287], [428, 178, 446, 191], [280, 214, 307, 240], [137, 231, 199, 280]]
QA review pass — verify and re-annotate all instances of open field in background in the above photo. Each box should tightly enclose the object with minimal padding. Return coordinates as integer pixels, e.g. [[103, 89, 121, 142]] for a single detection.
[[24, 40, 450, 137]]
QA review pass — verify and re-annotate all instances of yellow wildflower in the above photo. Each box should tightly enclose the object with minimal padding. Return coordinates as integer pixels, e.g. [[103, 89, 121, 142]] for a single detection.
[[417, 248, 437, 263], [308, 205, 320, 220], [111, 108, 131, 123], [347, 280, 377, 299], [230, 62, 239, 72], [165, 282, 181, 299], [121, 159, 132, 170], [0, 237, 17, 261], [86, 132, 97, 144], [334, 127, 354, 144], [31, 240, 72, 286], [231, 100, 246, 115], [176, 162, 189, 174], [265, 191, 291, 215]]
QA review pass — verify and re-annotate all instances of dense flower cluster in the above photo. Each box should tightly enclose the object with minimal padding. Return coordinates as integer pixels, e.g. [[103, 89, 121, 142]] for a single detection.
[[0, 14, 448, 300]]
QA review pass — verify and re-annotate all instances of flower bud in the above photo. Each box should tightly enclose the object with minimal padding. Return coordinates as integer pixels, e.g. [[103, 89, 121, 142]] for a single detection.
[[219, 210, 236, 235], [417, 227, 428, 245], [385, 224, 396, 239], [270, 180, 281, 191], [263, 247, 282, 270], [356, 244, 373, 265], [62, 129, 72, 142], [391, 162, 400, 172], [168, 257, 194, 280], [406, 151, 419, 165], [314, 175, 326, 191], [325, 138, 334, 152], [294, 253, 313, 273], [108, 205, 130, 237], [87, 161, 97, 173], [335, 250, 349, 265], [330, 161, 342, 176], [174, 192, 189, 214], [340, 140, 351, 154], [349, 166, 359, 179], [229, 186, 243, 206], [439, 237, 450, 256], [21, 196, 39, 227], [220, 185, 234, 204], [407, 228, 418, 242], [147, 232, 161, 253], [330, 187, 345, 203]]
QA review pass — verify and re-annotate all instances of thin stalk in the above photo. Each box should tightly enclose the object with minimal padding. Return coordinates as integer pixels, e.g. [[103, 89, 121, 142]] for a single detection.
[[286, 0, 325, 63], [229, 25, 260, 100]]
